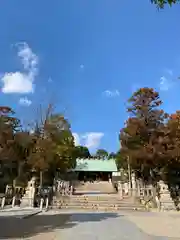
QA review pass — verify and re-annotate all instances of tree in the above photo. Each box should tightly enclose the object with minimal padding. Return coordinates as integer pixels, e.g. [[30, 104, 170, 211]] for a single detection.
[[0, 106, 21, 185], [96, 149, 109, 159], [13, 131, 34, 185], [120, 88, 167, 183], [155, 111, 180, 206], [151, 0, 179, 8], [108, 152, 117, 159], [74, 146, 91, 159], [115, 150, 128, 170], [27, 104, 76, 186], [44, 108, 76, 171], [0, 106, 20, 155], [162, 112, 180, 178]]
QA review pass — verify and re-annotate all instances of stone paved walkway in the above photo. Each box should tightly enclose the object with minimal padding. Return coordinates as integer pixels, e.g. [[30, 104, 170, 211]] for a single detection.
[[0, 210, 180, 239], [127, 211, 180, 239], [28, 210, 180, 240]]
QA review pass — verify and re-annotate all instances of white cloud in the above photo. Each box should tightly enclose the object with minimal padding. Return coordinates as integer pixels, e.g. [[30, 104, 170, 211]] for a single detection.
[[159, 68, 175, 92], [17, 42, 38, 73], [73, 132, 104, 149], [103, 90, 120, 97], [82, 132, 104, 149], [159, 76, 171, 91], [73, 133, 80, 146], [19, 97, 32, 106], [2, 72, 34, 93], [1, 42, 38, 94]]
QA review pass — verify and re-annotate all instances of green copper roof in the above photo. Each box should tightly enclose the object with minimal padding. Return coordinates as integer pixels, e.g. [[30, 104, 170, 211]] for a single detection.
[[74, 158, 117, 172]]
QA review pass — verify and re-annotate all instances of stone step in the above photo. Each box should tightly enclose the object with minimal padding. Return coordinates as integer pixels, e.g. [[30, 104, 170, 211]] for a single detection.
[[66, 198, 135, 203], [53, 201, 142, 207], [67, 203, 142, 208], [53, 198, 126, 204], [70, 195, 121, 199], [69, 198, 122, 202], [75, 183, 115, 192], [50, 204, 146, 211], [59, 203, 144, 209], [70, 200, 122, 203], [54, 196, 133, 202], [52, 196, 145, 210]]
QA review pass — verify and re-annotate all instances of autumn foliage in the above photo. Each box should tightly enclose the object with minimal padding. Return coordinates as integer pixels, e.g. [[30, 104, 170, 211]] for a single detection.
[[0, 105, 77, 188], [120, 87, 180, 185]]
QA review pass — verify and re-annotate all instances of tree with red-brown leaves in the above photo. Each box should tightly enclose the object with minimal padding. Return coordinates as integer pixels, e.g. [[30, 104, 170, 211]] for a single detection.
[[156, 111, 180, 206], [0, 104, 76, 187], [162, 112, 180, 177], [120, 88, 168, 184]]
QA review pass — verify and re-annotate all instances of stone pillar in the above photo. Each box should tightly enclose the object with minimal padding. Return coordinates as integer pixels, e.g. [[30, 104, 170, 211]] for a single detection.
[[131, 172, 136, 189], [28, 177, 36, 207], [124, 182, 129, 195], [131, 172, 136, 197], [118, 181, 123, 199]]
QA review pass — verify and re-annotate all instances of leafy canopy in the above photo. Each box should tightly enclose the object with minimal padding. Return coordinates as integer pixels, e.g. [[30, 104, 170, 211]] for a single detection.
[[120, 88, 167, 182], [151, 0, 179, 8]]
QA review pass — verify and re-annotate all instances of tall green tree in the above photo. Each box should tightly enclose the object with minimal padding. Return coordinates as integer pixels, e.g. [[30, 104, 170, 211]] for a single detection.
[[115, 150, 128, 170], [96, 149, 109, 159], [74, 146, 91, 159], [108, 152, 117, 159]]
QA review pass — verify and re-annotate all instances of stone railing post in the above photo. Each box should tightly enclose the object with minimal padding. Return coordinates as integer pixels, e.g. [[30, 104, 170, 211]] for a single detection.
[[12, 196, 16, 208], [45, 197, 49, 211], [1, 197, 5, 209], [40, 198, 44, 211]]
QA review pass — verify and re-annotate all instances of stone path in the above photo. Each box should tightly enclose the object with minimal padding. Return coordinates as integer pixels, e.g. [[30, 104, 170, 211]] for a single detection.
[[0, 206, 41, 218], [50, 211, 180, 240], [0, 210, 180, 239], [127, 212, 180, 239]]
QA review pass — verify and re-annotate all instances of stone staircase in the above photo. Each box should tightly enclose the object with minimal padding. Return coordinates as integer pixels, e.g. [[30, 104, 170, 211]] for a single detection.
[[52, 194, 147, 211], [74, 181, 116, 194]]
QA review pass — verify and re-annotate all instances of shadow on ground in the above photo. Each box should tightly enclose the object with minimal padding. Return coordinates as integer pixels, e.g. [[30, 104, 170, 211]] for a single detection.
[[0, 212, 120, 239]]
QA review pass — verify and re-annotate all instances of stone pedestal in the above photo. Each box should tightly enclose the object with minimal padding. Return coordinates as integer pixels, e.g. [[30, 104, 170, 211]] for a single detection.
[[158, 180, 176, 211], [21, 177, 36, 207]]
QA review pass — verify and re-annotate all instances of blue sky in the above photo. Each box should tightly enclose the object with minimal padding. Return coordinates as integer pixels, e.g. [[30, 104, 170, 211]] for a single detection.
[[0, 1, 180, 153]]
